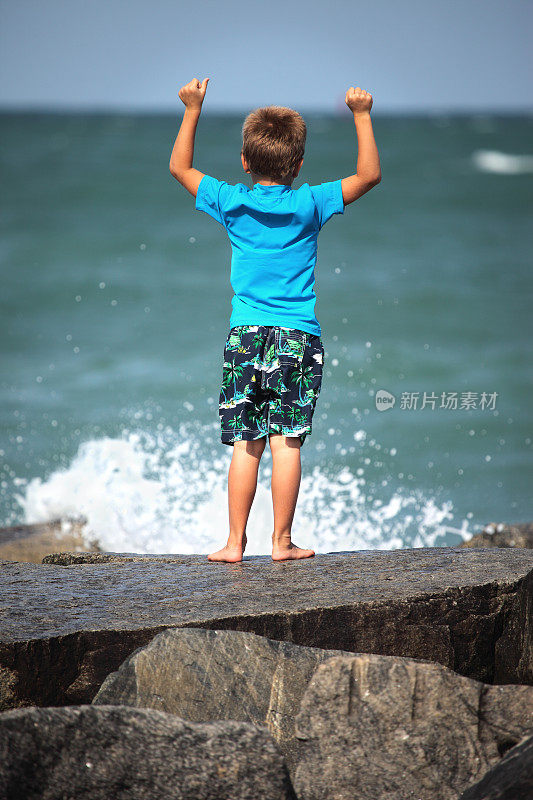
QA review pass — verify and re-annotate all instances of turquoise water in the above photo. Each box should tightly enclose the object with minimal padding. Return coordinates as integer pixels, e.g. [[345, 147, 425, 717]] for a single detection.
[[1, 111, 532, 555]]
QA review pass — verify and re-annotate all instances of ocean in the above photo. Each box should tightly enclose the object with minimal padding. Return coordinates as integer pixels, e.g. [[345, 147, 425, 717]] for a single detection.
[[1, 110, 532, 556]]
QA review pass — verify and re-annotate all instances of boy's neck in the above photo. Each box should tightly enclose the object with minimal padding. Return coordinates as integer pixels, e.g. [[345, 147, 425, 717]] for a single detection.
[[251, 172, 293, 187]]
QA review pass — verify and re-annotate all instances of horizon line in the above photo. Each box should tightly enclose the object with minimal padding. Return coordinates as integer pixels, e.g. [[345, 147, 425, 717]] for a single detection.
[[1, 103, 533, 117]]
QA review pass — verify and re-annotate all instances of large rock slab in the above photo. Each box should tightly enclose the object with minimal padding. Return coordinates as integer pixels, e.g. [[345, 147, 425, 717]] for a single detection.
[[92, 627, 366, 772], [292, 654, 533, 800], [459, 734, 533, 799], [0, 704, 296, 800], [1, 548, 533, 711]]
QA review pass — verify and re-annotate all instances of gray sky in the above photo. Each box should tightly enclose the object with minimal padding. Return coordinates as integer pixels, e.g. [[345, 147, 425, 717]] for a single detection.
[[1, 0, 532, 113]]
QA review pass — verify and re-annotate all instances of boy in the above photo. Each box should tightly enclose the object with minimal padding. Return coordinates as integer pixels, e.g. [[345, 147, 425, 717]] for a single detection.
[[169, 78, 381, 563]]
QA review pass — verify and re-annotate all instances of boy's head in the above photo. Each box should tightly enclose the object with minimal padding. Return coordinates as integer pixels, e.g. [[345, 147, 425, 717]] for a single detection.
[[241, 106, 306, 184]]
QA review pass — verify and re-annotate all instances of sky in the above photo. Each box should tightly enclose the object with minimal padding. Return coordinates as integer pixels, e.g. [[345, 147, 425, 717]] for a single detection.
[[0, 0, 532, 114]]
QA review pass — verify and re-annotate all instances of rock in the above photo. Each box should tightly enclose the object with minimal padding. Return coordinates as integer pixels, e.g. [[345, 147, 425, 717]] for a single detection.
[[0, 517, 101, 563], [92, 627, 368, 772], [1, 548, 533, 711], [0, 704, 296, 800], [0, 518, 86, 546], [460, 522, 533, 549], [459, 734, 533, 799], [293, 653, 533, 800]]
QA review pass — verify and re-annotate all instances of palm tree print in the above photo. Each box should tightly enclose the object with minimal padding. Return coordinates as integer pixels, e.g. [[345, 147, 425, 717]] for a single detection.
[[246, 403, 268, 435], [291, 363, 314, 404], [222, 362, 245, 396], [227, 414, 243, 433], [287, 407, 299, 425]]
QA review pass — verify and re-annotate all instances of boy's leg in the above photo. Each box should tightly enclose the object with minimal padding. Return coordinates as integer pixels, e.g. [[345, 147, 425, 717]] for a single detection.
[[208, 437, 266, 562], [269, 433, 315, 561]]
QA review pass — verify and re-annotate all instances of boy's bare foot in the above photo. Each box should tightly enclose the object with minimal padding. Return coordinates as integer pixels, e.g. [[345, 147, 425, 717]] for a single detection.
[[208, 532, 247, 562], [271, 541, 315, 561]]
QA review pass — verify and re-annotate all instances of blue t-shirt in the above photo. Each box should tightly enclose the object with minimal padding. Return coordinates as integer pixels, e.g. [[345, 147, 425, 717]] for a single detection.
[[195, 175, 344, 336]]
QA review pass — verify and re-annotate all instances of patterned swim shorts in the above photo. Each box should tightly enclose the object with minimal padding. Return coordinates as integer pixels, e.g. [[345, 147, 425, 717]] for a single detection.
[[219, 325, 325, 447]]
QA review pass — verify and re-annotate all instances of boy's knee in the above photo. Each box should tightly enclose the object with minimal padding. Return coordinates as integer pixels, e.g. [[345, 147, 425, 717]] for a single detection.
[[269, 433, 302, 451], [234, 438, 267, 457]]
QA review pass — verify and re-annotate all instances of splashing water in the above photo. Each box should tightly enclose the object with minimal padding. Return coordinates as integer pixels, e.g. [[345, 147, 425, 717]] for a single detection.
[[11, 419, 474, 556]]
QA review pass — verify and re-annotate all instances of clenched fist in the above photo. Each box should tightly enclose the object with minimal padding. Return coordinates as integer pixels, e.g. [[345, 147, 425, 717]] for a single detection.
[[178, 78, 209, 110], [345, 86, 373, 116]]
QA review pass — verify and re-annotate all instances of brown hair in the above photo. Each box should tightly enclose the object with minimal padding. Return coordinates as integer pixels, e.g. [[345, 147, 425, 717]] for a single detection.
[[241, 105, 306, 183]]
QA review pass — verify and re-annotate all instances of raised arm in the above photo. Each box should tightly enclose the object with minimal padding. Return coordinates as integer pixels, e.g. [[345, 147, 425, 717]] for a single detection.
[[169, 77, 209, 197], [341, 86, 381, 206]]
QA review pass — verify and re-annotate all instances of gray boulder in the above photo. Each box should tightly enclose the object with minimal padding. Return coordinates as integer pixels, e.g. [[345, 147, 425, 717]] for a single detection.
[[0, 516, 99, 563], [293, 653, 533, 800], [460, 521, 533, 549], [92, 627, 364, 772], [0, 704, 296, 800], [459, 734, 533, 799]]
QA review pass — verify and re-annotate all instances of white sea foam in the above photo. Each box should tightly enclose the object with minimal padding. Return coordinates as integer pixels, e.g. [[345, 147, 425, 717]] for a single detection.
[[14, 421, 474, 556], [472, 149, 533, 174]]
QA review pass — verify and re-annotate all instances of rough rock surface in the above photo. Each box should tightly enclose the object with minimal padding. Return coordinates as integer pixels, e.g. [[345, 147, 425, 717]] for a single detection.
[[459, 734, 533, 799], [1, 548, 533, 711], [292, 653, 533, 800], [92, 627, 373, 772], [0, 704, 296, 800], [460, 521, 533, 549]]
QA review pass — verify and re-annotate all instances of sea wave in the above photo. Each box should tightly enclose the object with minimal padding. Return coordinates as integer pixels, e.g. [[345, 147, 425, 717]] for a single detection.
[[472, 149, 533, 174]]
